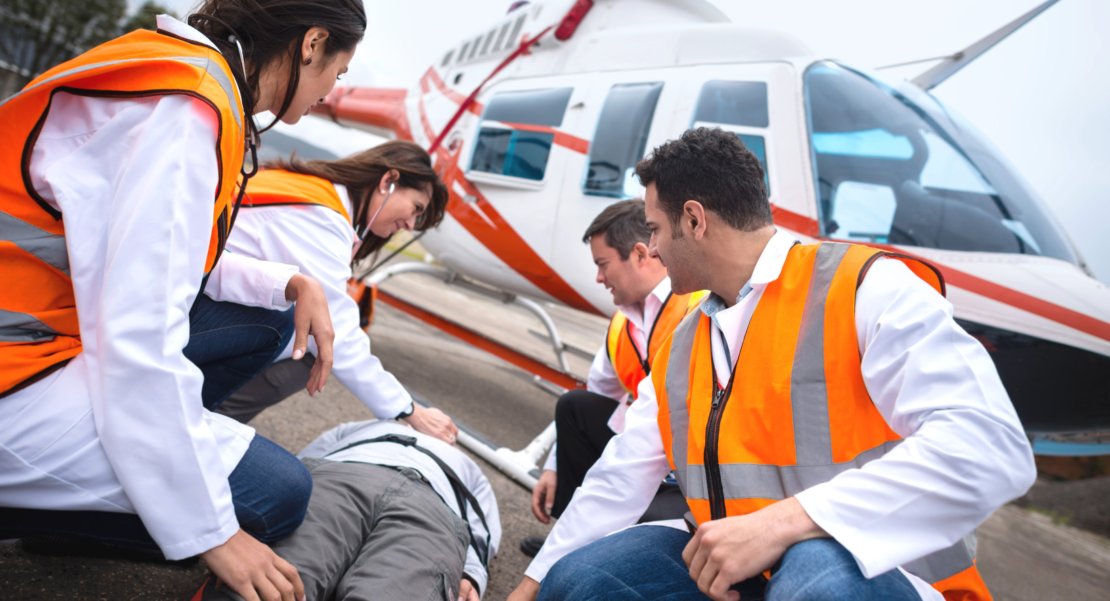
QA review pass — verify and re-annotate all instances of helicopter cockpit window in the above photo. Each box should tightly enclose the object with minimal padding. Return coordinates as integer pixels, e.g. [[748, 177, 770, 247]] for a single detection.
[[584, 82, 664, 198], [805, 62, 1076, 263], [691, 80, 771, 194], [470, 87, 574, 181]]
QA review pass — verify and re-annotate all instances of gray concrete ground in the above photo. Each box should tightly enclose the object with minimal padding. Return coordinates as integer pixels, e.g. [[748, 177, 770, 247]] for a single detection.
[[3, 263, 1109, 600]]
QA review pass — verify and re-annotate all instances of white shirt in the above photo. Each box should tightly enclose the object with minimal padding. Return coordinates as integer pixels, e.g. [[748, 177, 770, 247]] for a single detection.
[[0, 16, 299, 560], [224, 183, 413, 419], [525, 230, 1036, 600], [543, 277, 672, 472], [299, 420, 501, 597]]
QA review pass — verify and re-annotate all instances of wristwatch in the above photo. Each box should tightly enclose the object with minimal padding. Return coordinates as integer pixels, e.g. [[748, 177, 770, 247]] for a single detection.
[[394, 401, 415, 420]]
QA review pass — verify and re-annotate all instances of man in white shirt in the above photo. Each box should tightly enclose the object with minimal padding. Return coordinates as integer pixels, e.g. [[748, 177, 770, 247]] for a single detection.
[[521, 200, 699, 558], [198, 419, 500, 601], [508, 128, 1035, 601]]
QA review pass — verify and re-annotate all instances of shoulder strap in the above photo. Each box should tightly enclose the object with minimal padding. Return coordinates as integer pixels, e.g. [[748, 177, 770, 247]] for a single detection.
[[324, 433, 491, 567]]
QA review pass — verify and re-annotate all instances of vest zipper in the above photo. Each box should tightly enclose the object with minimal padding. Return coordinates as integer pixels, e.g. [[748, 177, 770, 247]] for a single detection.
[[704, 382, 731, 520]]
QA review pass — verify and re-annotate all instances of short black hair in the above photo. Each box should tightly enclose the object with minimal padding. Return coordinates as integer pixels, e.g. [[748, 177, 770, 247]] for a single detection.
[[635, 127, 772, 233], [582, 199, 651, 260]]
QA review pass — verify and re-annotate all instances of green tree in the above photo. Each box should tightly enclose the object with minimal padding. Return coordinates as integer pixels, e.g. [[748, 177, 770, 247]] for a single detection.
[[0, 0, 127, 81], [122, 1, 176, 34]]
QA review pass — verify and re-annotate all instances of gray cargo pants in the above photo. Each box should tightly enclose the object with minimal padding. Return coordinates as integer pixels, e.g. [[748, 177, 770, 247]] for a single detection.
[[204, 458, 470, 601], [215, 355, 316, 423]]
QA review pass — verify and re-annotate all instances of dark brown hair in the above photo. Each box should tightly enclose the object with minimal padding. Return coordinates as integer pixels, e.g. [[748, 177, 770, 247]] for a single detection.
[[582, 199, 651, 260], [266, 140, 449, 262], [187, 0, 367, 140], [635, 127, 772, 235]]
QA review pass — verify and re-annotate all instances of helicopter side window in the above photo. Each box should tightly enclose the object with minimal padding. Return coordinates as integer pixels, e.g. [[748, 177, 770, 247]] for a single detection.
[[584, 82, 664, 198], [691, 80, 771, 194], [805, 61, 1076, 262], [470, 88, 573, 181]]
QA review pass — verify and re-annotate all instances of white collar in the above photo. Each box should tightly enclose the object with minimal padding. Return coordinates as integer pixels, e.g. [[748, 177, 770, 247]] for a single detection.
[[617, 276, 672, 324], [156, 15, 219, 51], [748, 229, 801, 287]]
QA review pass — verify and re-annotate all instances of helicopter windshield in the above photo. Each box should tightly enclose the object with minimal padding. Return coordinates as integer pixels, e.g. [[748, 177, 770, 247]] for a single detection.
[[804, 62, 1077, 264]]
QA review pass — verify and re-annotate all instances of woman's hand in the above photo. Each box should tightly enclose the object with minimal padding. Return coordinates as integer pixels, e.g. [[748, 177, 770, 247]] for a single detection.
[[200, 529, 305, 601], [285, 273, 334, 396], [402, 405, 460, 444]]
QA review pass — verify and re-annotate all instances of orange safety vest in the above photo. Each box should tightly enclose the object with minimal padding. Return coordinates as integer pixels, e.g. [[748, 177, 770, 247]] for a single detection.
[[240, 169, 351, 222], [653, 242, 991, 601], [606, 289, 706, 400], [0, 29, 245, 396]]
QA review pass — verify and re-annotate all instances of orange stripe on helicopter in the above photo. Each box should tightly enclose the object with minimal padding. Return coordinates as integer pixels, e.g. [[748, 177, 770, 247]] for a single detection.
[[424, 68, 484, 116], [772, 206, 1110, 344], [498, 121, 591, 155]]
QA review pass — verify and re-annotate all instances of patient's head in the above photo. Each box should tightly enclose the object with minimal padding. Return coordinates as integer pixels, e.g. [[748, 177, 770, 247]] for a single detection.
[[635, 127, 772, 294], [582, 199, 667, 308]]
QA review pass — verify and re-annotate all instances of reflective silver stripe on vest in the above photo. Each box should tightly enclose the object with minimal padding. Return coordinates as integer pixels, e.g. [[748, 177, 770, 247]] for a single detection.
[[791, 242, 850, 466], [664, 310, 701, 494], [0, 309, 60, 342], [0, 56, 242, 128], [903, 531, 978, 584], [683, 440, 901, 501], [0, 211, 69, 275]]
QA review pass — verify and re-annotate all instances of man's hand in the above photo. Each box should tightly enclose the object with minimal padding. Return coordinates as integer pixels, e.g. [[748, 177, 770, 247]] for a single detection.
[[402, 405, 459, 444], [458, 577, 480, 601], [285, 273, 334, 396], [682, 497, 827, 601], [200, 529, 305, 601], [530, 470, 557, 524], [506, 577, 541, 601]]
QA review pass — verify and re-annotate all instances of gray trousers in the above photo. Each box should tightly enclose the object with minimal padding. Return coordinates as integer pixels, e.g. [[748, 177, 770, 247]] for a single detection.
[[204, 459, 470, 601], [216, 355, 316, 423]]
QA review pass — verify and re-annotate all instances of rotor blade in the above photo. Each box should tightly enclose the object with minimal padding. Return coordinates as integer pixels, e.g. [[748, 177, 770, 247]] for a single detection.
[[910, 0, 1060, 91]]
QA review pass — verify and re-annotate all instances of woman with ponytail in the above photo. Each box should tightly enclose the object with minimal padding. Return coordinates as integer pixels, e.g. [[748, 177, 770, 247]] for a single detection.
[[218, 141, 459, 443], [0, 1, 365, 598]]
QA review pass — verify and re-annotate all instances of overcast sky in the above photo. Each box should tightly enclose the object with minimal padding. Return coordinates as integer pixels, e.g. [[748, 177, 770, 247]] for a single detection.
[[141, 0, 1109, 283]]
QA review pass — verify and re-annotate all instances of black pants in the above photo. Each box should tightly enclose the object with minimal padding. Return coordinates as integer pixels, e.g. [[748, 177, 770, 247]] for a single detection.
[[551, 389, 688, 522]]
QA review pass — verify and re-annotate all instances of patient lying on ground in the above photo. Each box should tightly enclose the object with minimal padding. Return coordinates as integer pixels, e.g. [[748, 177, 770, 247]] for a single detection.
[[202, 419, 501, 601]]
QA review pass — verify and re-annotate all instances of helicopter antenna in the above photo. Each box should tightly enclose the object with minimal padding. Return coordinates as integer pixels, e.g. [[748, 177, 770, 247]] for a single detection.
[[907, 0, 1060, 91]]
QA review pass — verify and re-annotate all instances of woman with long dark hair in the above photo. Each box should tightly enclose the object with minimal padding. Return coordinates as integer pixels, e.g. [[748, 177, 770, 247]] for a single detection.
[[0, 1, 366, 598], [218, 141, 460, 443]]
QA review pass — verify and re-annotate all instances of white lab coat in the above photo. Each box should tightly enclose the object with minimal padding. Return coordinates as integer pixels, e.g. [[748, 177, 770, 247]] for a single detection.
[[526, 230, 1037, 600], [223, 183, 414, 420], [543, 277, 672, 472], [0, 16, 301, 560], [300, 420, 502, 597]]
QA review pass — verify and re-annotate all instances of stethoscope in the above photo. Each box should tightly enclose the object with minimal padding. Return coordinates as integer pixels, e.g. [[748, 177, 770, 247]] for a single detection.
[[351, 182, 394, 261]]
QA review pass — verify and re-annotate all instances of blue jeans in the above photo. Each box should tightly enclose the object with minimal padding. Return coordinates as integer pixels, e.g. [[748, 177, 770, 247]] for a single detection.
[[184, 295, 296, 410], [0, 296, 309, 555], [538, 526, 920, 601]]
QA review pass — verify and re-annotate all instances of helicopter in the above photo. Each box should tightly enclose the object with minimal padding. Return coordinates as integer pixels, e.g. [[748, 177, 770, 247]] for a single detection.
[[309, 0, 1110, 481]]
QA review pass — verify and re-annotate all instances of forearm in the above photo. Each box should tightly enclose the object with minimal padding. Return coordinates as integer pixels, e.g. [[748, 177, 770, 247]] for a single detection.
[[205, 252, 299, 310]]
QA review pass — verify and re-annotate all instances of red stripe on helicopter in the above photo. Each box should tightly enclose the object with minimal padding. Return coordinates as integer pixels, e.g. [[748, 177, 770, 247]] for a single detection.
[[423, 68, 484, 116], [414, 91, 601, 315], [771, 206, 1110, 343], [498, 121, 591, 155]]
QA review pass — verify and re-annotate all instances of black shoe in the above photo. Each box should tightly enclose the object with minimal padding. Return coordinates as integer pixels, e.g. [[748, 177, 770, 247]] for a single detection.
[[20, 535, 199, 566], [520, 535, 546, 558]]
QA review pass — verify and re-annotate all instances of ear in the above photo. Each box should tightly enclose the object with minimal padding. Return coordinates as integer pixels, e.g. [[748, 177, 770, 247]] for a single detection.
[[302, 27, 331, 63], [683, 200, 708, 241], [378, 169, 400, 192], [631, 241, 651, 265]]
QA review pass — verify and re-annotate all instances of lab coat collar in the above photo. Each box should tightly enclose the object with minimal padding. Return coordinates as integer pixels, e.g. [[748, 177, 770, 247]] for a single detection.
[[700, 229, 799, 318], [156, 15, 219, 51]]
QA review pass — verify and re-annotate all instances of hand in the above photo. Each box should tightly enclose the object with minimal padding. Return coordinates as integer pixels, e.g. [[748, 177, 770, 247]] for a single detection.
[[200, 528, 305, 601], [402, 405, 459, 444], [507, 577, 541, 601], [458, 577, 480, 601], [682, 498, 827, 601], [285, 273, 334, 396], [530, 470, 557, 524]]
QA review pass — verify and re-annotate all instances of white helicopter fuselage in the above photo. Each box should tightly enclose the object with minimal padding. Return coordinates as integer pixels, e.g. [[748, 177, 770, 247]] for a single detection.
[[314, 0, 1110, 438]]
